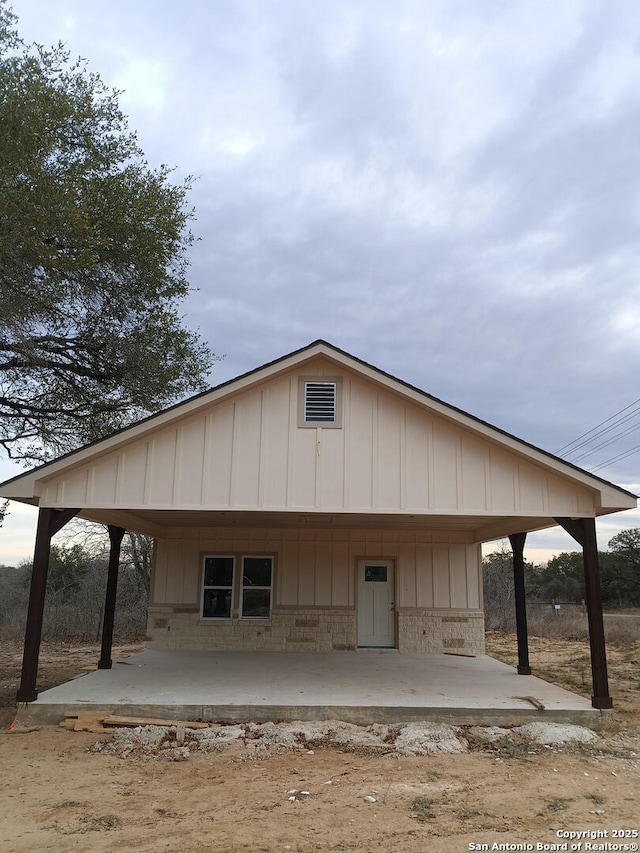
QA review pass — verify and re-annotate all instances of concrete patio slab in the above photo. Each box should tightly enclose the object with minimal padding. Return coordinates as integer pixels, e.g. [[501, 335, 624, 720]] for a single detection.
[[17, 649, 604, 728]]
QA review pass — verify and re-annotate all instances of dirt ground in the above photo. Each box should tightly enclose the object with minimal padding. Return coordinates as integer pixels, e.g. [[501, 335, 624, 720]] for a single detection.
[[0, 634, 638, 853]]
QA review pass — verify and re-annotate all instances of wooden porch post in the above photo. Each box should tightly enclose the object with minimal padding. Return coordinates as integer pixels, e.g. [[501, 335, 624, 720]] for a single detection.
[[98, 525, 126, 670], [555, 517, 613, 709], [17, 507, 79, 703], [508, 532, 531, 675]]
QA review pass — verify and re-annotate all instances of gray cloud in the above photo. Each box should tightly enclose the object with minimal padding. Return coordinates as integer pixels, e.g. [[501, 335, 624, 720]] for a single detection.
[[4, 0, 639, 558]]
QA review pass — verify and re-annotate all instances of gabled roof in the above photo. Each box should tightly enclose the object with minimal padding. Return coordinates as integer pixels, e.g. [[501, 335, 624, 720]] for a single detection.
[[0, 340, 636, 541], [1, 340, 635, 497]]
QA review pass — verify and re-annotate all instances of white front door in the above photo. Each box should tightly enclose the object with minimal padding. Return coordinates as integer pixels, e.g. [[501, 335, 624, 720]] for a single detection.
[[357, 559, 396, 648]]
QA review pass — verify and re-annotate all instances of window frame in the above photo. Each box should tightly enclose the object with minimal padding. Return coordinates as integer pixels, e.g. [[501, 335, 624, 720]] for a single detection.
[[201, 555, 235, 620], [297, 376, 343, 428], [200, 553, 275, 621], [239, 555, 274, 619]]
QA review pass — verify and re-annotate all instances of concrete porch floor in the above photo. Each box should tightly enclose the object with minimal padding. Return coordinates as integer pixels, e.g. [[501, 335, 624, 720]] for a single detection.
[[18, 649, 603, 728]]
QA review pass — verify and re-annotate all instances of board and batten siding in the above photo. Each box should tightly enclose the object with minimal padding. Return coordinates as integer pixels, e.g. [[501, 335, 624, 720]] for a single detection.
[[148, 527, 483, 653], [36, 361, 597, 518], [151, 527, 482, 611]]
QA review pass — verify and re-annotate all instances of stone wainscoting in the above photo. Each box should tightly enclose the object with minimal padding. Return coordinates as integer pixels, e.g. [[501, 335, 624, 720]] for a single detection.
[[146, 607, 357, 652], [147, 606, 484, 654], [397, 609, 485, 655]]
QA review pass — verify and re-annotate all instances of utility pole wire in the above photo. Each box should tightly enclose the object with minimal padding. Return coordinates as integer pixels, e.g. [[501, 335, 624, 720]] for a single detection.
[[556, 397, 640, 476], [556, 397, 640, 456]]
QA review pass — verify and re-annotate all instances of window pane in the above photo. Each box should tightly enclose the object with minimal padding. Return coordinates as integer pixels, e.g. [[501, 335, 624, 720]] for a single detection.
[[243, 557, 272, 587], [204, 556, 234, 586], [242, 588, 271, 618], [202, 588, 232, 618], [365, 565, 387, 582]]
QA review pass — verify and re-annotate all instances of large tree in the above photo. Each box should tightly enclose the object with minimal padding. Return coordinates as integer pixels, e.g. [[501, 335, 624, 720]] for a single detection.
[[0, 3, 213, 463], [604, 528, 640, 607]]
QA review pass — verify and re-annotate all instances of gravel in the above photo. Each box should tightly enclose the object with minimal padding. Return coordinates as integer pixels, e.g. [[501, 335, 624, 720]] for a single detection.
[[91, 719, 599, 760]]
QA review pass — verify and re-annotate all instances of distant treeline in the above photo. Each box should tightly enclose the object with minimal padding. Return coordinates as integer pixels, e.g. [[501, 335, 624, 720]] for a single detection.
[[0, 530, 152, 640], [2, 527, 638, 641], [483, 528, 640, 632]]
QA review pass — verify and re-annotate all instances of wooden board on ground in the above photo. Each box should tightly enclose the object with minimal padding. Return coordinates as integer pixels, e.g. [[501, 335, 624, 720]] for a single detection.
[[102, 714, 213, 729], [61, 711, 214, 731], [61, 712, 110, 732]]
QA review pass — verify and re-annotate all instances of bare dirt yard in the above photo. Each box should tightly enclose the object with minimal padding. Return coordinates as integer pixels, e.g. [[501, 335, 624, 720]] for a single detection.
[[0, 634, 638, 853]]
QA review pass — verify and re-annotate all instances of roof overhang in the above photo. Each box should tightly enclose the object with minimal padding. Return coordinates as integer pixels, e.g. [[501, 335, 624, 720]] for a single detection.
[[70, 506, 610, 546]]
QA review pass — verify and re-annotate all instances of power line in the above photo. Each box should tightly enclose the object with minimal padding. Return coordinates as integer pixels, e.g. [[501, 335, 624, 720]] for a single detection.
[[557, 397, 640, 456], [568, 420, 640, 464], [557, 396, 640, 476], [562, 406, 640, 459], [590, 441, 640, 473]]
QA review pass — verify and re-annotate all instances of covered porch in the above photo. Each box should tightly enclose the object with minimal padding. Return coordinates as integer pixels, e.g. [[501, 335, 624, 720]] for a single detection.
[[17, 646, 600, 728], [12, 508, 624, 714], [2, 342, 637, 724]]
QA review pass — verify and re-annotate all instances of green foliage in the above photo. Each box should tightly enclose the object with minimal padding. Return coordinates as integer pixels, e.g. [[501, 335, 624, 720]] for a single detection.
[[603, 529, 640, 607], [0, 2, 214, 462], [46, 543, 91, 601], [50, 519, 153, 593], [528, 552, 585, 603], [0, 542, 148, 638], [484, 529, 640, 615], [608, 528, 640, 554]]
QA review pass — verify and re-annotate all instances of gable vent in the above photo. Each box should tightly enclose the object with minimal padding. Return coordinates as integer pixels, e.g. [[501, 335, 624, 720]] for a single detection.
[[304, 381, 337, 423]]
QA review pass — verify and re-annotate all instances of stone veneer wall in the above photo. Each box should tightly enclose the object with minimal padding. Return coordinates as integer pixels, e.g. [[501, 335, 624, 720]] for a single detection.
[[397, 610, 485, 655], [147, 606, 484, 654], [147, 607, 357, 652]]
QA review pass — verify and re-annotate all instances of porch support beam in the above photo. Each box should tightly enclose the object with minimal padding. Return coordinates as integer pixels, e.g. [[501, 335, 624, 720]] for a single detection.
[[17, 507, 80, 703], [554, 517, 613, 709], [98, 525, 126, 670], [508, 532, 531, 675]]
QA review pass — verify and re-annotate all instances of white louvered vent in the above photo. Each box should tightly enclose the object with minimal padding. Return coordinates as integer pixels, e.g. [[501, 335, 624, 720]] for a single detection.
[[304, 381, 337, 423]]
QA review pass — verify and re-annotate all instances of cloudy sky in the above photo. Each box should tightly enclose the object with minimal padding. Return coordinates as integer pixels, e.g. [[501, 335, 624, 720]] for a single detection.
[[2, 0, 640, 564]]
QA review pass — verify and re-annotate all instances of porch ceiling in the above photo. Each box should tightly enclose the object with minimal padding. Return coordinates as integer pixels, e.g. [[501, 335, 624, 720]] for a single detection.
[[78, 507, 566, 545]]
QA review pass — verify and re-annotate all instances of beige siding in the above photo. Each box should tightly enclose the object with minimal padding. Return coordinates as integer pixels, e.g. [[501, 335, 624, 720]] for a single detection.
[[331, 538, 350, 605], [36, 358, 598, 518], [151, 527, 482, 613], [431, 421, 459, 510], [405, 408, 431, 508], [204, 406, 234, 505], [347, 380, 374, 508], [415, 547, 433, 608], [432, 546, 451, 608], [291, 419, 317, 508], [260, 382, 290, 507], [176, 417, 207, 505]]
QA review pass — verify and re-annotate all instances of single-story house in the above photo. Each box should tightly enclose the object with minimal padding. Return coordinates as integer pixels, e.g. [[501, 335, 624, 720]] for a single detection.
[[1, 341, 636, 710]]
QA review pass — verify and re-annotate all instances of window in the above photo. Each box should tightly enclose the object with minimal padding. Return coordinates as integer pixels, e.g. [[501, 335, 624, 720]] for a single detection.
[[241, 557, 272, 618], [201, 555, 273, 620], [202, 556, 234, 618], [364, 565, 388, 582], [298, 377, 343, 427]]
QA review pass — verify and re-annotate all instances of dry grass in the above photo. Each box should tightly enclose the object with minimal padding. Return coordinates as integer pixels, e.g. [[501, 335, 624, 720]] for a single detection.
[[522, 607, 640, 645], [486, 629, 640, 733]]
